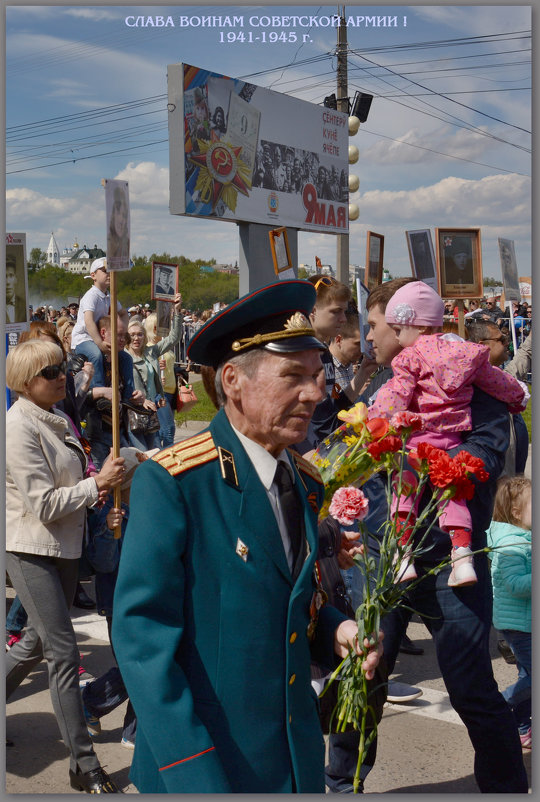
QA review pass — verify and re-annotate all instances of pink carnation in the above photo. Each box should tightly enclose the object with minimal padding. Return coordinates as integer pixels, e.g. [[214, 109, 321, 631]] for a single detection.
[[329, 486, 369, 526], [390, 411, 423, 433]]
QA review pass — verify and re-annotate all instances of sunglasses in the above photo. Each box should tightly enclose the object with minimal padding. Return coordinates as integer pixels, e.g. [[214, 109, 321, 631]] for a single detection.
[[35, 361, 67, 380], [482, 335, 509, 345], [313, 276, 338, 291]]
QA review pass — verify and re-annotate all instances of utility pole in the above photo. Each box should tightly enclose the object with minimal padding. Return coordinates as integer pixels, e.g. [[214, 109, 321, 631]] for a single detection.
[[336, 5, 349, 285]]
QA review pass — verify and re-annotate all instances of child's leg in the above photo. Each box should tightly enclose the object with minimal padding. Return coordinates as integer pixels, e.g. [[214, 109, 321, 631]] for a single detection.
[[390, 470, 421, 582], [441, 497, 477, 587], [74, 340, 105, 387], [390, 470, 421, 546], [439, 497, 473, 548]]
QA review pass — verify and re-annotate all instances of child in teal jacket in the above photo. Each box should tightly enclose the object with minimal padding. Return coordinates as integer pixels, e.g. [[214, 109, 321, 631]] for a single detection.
[[487, 476, 531, 750]]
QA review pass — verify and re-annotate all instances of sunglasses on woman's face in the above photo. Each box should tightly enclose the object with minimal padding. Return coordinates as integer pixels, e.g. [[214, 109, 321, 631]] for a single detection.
[[35, 361, 67, 380]]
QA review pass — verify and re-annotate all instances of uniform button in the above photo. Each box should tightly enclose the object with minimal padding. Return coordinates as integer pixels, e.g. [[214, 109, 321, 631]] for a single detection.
[[289, 715, 292, 724], [289, 674, 296, 685], [289, 632, 297, 643]]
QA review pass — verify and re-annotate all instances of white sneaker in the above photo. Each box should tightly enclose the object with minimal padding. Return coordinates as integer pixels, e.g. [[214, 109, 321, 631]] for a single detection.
[[394, 552, 417, 583], [448, 546, 478, 587]]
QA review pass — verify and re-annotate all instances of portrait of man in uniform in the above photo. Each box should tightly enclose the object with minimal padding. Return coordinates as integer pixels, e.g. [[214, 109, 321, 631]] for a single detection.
[[436, 228, 483, 299], [152, 262, 178, 300], [6, 246, 27, 325]]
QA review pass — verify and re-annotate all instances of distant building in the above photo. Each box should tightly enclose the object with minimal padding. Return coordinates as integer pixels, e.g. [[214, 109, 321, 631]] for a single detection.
[[60, 240, 80, 269], [64, 244, 106, 275], [46, 232, 61, 266]]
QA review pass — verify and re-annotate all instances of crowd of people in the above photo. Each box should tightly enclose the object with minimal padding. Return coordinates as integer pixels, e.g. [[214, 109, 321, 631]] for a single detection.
[[5, 260, 531, 794]]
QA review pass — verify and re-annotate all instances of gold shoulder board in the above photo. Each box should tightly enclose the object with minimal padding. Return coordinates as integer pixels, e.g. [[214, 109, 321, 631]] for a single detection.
[[153, 431, 218, 477], [289, 451, 323, 485]]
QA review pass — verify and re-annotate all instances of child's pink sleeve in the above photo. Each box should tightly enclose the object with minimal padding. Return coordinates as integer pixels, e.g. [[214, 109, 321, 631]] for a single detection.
[[368, 351, 419, 419], [473, 360, 527, 411]]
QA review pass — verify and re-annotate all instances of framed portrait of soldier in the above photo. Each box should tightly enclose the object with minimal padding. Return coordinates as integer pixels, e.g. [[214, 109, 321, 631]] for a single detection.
[[6, 232, 29, 333], [435, 228, 483, 299], [498, 238, 521, 303], [269, 227, 294, 280], [105, 179, 130, 271], [156, 300, 173, 337], [406, 229, 438, 292], [152, 262, 178, 301], [365, 231, 384, 291]]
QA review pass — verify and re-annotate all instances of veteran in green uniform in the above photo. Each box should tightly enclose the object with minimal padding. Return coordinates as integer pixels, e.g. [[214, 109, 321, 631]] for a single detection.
[[112, 280, 381, 793]]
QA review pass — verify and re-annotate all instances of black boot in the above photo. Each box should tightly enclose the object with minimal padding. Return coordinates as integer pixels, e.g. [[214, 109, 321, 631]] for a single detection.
[[73, 583, 96, 610], [69, 765, 122, 793]]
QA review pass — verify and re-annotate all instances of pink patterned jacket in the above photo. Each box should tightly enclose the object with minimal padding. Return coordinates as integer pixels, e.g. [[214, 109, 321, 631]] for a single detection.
[[369, 334, 526, 433]]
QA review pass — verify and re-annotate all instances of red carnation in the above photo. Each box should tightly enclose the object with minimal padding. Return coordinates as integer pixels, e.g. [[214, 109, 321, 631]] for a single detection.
[[427, 452, 460, 488], [367, 435, 402, 460]]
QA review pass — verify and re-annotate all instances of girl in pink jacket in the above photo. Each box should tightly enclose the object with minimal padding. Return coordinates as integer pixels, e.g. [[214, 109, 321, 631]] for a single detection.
[[369, 281, 527, 587]]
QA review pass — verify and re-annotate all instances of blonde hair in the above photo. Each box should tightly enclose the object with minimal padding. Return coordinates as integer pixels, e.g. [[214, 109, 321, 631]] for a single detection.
[[492, 475, 531, 527], [6, 340, 64, 393], [57, 318, 75, 344], [143, 312, 158, 343], [127, 319, 147, 349]]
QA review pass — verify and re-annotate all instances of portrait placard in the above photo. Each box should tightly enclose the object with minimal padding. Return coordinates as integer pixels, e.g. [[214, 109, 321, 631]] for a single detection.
[[6, 232, 29, 333], [152, 262, 179, 301], [435, 228, 483, 299], [498, 238, 521, 303], [405, 229, 438, 292], [365, 232, 384, 291], [269, 227, 295, 280], [156, 300, 172, 337], [105, 179, 130, 271]]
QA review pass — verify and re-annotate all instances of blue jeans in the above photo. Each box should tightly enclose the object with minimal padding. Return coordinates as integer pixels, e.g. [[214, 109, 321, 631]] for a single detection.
[[157, 398, 176, 448], [128, 427, 161, 452], [82, 617, 136, 742], [75, 341, 134, 390], [83, 666, 136, 742], [6, 595, 28, 633], [500, 629, 531, 731], [379, 555, 527, 793]]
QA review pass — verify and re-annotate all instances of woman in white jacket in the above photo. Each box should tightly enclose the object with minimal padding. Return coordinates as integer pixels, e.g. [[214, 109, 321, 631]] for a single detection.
[[5, 339, 125, 794]]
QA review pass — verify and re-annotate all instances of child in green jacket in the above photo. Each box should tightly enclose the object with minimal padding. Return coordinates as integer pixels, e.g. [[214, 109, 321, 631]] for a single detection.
[[487, 476, 531, 750]]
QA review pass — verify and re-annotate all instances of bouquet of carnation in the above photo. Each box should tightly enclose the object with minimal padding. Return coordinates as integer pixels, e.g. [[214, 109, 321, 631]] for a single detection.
[[313, 402, 488, 792]]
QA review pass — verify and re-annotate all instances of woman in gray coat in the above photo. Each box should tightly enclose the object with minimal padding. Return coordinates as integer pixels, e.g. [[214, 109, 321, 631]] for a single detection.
[[6, 339, 125, 793]]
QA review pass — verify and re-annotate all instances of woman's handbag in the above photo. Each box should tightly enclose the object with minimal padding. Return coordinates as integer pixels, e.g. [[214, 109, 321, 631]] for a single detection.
[[177, 379, 198, 413], [127, 405, 160, 434]]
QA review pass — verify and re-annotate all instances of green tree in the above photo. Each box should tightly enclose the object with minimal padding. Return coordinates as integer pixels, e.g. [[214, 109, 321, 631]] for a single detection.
[[28, 248, 46, 272]]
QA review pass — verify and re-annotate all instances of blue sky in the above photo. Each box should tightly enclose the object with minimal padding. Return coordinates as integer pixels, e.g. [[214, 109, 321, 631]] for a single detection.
[[5, 4, 532, 281]]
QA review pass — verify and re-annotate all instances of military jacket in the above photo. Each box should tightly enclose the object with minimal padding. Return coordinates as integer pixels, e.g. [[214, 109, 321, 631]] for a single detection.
[[112, 408, 345, 793]]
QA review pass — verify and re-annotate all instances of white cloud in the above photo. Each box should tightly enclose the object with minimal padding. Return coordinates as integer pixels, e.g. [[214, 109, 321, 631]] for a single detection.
[[115, 162, 169, 206], [64, 8, 121, 22]]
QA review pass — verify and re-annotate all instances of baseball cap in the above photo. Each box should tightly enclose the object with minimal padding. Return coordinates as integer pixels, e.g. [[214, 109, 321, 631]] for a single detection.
[[90, 257, 107, 273]]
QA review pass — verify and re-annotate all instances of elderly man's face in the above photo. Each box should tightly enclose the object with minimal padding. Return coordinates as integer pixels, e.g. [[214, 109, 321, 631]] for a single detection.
[[224, 349, 324, 456]]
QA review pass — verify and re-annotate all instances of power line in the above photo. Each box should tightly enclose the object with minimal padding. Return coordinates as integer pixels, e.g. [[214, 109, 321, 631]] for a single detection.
[[356, 127, 530, 177]]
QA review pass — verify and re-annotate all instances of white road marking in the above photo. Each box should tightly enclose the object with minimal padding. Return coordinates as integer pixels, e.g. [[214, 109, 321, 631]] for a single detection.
[[385, 686, 464, 726]]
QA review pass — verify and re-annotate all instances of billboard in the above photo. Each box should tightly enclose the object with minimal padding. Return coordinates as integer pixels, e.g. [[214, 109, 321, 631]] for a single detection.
[[168, 63, 349, 234]]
